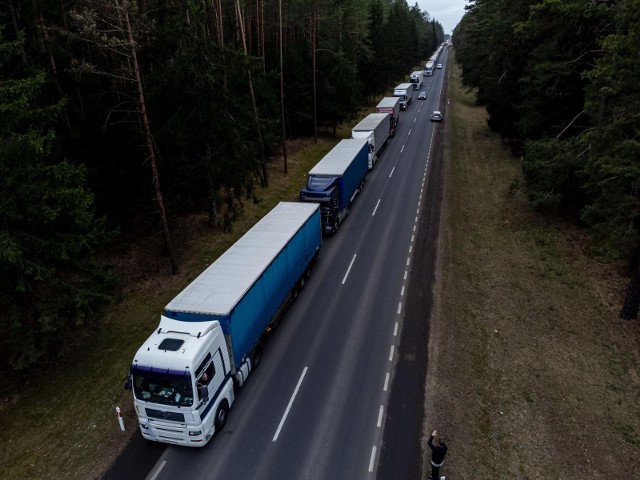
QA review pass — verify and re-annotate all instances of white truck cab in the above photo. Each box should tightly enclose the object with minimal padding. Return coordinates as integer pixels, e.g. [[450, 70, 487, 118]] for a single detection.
[[130, 316, 235, 446]]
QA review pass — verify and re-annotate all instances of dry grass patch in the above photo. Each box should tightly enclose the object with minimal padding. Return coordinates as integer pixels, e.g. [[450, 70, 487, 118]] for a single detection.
[[424, 61, 640, 479]]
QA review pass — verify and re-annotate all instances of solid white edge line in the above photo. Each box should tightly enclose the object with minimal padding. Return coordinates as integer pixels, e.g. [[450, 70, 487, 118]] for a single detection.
[[377, 405, 384, 427], [341, 254, 357, 285], [149, 460, 167, 480], [372, 199, 381, 216], [273, 366, 308, 442]]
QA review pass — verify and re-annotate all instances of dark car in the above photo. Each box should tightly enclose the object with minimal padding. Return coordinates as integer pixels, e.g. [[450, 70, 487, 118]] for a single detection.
[[430, 110, 443, 122], [418, 91, 427, 100]]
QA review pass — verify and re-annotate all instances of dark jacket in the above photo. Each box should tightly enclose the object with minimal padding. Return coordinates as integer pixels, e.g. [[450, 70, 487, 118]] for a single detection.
[[428, 435, 447, 465]]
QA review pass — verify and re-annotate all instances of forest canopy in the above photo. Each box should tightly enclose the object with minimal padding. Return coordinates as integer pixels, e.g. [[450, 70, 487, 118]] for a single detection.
[[453, 0, 640, 260], [0, 0, 444, 370]]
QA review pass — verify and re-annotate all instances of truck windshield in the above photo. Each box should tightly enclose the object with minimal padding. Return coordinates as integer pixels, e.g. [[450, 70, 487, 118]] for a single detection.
[[131, 367, 194, 407]]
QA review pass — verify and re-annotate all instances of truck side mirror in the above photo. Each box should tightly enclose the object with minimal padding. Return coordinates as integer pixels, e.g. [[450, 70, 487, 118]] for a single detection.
[[124, 375, 132, 390]]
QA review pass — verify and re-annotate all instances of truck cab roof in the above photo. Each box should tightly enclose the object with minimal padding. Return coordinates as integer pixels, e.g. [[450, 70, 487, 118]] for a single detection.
[[133, 316, 222, 372]]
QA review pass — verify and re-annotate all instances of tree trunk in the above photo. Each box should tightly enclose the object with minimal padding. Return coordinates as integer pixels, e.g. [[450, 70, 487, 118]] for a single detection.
[[235, 0, 268, 186], [279, 0, 288, 174], [121, 1, 178, 274], [312, 4, 318, 143]]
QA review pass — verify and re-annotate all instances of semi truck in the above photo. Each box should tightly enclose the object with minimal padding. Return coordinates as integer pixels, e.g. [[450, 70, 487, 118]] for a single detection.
[[424, 60, 435, 76], [394, 83, 413, 110], [410, 70, 424, 90], [127, 202, 322, 447], [376, 97, 400, 136], [299, 138, 369, 234], [351, 113, 391, 169]]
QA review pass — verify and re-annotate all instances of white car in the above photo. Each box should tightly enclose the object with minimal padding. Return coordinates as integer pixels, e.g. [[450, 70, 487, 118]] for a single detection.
[[437, 63, 443, 69], [430, 110, 443, 122]]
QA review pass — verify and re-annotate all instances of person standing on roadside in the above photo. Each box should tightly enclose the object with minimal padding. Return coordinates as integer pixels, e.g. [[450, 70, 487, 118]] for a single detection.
[[428, 429, 448, 480]]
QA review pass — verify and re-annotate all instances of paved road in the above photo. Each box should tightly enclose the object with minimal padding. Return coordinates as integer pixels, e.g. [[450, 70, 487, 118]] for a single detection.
[[103, 50, 449, 480]]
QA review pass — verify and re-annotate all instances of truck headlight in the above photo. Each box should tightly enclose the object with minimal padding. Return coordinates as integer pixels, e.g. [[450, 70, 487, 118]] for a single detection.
[[140, 423, 149, 430], [188, 430, 202, 436]]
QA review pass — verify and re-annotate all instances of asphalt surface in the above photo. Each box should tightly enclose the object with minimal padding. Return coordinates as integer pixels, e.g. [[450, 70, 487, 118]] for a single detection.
[[103, 51, 449, 480], [376, 53, 449, 480]]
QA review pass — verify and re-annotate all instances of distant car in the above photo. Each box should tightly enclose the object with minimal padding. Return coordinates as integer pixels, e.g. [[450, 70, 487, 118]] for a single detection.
[[437, 63, 443, 69], [418, 91, 427, 100], [430, 110, 443, 122]]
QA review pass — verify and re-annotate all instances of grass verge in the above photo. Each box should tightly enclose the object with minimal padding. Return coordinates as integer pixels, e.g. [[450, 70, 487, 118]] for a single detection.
[[423, 60, 640, 478]]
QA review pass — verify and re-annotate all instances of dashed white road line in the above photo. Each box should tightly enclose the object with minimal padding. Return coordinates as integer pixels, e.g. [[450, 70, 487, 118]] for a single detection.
[[149, 461, 166, 480], [342, 254, 357, 285], [372, 199, 381, 216], [368, 446, 377, 472], [273, 366, 308, 442]]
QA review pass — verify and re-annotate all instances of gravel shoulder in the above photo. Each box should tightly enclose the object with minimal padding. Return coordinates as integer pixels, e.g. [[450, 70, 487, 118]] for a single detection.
[[422, 61, 640, 479]]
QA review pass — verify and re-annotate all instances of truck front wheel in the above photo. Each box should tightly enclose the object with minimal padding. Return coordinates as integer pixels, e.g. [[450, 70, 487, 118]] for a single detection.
[[215, 401, 229, 432]]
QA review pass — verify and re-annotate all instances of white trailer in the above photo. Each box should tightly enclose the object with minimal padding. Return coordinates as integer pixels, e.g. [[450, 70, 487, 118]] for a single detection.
[[351, 113, 391, 169]]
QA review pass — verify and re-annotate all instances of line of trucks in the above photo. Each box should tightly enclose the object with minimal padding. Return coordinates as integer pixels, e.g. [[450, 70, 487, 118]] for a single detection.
[[425, 44, 445, 76], [127, 83, 415, 448]]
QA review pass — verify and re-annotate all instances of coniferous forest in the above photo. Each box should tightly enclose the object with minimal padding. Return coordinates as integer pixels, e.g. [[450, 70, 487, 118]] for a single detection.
[[4, 0, 640, 372], [0, 0, 444, 371], [454, 0, 640, 260]]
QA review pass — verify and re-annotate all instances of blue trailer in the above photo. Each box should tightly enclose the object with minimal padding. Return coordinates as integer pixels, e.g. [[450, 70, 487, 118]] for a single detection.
[[299, 138, 369, 234], [128, 202, 321, 446]]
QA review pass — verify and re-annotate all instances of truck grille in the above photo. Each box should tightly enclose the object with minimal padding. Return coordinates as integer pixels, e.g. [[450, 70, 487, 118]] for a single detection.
[[146, 408, 185, 422]]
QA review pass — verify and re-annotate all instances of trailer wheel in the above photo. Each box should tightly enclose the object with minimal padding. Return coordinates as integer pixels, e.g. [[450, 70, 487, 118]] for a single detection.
[[299, 276, 306, 289], [215, 401, 229, 432], [333, 221, 339, 233], [251, 343, 263, 370]]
